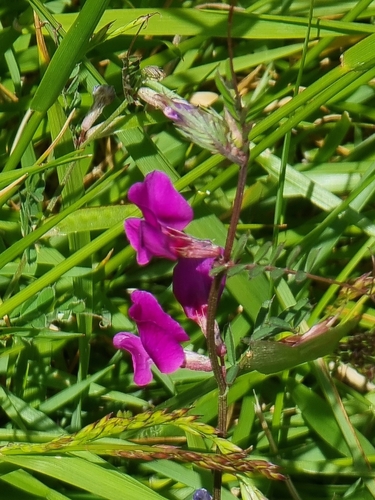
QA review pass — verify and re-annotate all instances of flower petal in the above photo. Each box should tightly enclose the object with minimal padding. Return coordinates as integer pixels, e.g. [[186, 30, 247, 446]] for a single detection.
[[129, 291, 189, 373], [173, 257, 216, 323], [124, 218, 147, 265], [173, 257, 227, 356], [128, 171, 193, 230], [141, 322, 186, 373], [113, 332, 153, 386], [125, 219, 178, 265], [193, 489, 212, 500]]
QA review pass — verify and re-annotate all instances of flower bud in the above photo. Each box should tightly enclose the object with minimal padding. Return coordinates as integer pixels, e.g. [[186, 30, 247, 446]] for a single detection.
[[138, 87, 247, 165], [182, 351, 212, 372], [81, 85, 116, 133]]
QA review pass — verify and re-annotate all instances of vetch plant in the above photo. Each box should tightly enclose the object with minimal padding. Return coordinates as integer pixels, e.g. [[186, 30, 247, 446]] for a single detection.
[[117, 42, 251, 498], [4, 2, 375, 500], [112, 8, 367, 498], [113, 72, 357, 500]]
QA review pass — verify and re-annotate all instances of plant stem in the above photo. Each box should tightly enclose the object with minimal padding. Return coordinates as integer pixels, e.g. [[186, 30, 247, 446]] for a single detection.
[[207, 129, 249, 500], [223, 156, 248, 261], [206, 272, 226, 500], [206, 4, 250, 498]]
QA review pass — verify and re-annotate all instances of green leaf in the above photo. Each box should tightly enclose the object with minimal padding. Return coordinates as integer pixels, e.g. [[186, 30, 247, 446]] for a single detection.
[[0, 469, 70, 500], [253, 241, 272, 263], [30, 0, 110, 112], [270, 268, 285, 281], [0, 387, 61, 432], [1, 456, 165, 500], [240, 320, 357, 374], [286, 245, 301, 269], [224, 324, 236, 366], [38, 365, 115, 414]]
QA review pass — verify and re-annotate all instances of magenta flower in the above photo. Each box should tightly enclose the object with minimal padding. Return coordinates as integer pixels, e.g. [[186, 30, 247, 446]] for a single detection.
[[125, 171, 221, 265], [173, 257, 226, 356], [113, 290, 189, 385], [125, 170, 192, 265]]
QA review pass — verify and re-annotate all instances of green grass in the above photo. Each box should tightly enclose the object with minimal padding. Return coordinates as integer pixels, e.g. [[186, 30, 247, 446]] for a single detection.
[[1, 0, 375, 499]]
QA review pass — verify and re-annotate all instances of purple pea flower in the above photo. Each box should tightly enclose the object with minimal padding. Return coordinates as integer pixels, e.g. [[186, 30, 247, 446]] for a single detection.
[[113, 290, 189, 385], [113, 290, 212, 385], [173, 257, 226, 356], [125, 171, 221, 265]]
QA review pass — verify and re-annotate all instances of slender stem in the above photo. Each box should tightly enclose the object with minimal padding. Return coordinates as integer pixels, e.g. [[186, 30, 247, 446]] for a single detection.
[[206, 272, 226, 500], [241, 263, 365, 292], [207, 96, 249, 500], [223, 155, 248, 261], [254, 394, 303, 500], [227, 6, 240, 106], [206, 3, 250, 498], [207, 275, 227, 397]]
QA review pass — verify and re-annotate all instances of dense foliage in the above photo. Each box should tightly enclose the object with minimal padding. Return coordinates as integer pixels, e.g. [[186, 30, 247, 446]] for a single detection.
[[1, 1, 375, 499]]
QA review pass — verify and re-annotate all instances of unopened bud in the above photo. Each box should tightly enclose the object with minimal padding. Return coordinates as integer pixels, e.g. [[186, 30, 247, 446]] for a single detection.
[[183, 351, 212, 372], [138, 87, 248, 166], [281, 316, 337, 346], [81, 85, 116, 133]]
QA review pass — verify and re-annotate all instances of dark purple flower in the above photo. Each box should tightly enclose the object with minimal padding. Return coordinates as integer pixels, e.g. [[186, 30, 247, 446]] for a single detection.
[[125, 171, 221, 265], [173, 257, 226, 356], [173, 257, 214, 326], [113, 290, 189, 385], [193, 489, 212, 500]]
